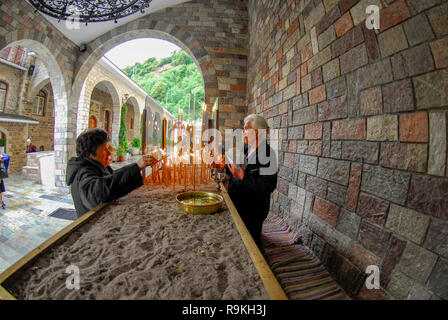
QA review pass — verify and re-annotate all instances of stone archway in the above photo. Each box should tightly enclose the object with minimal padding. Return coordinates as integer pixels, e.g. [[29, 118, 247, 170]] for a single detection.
[[71, 22, 218, 131], [79, 80, 121, 146], [28, 60, 50, 101], [1, 39, 72, 187]]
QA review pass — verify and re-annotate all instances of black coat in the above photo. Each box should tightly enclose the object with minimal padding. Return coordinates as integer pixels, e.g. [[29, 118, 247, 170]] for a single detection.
[[227, 142, 278, 246], [66, 157, 143, 217]]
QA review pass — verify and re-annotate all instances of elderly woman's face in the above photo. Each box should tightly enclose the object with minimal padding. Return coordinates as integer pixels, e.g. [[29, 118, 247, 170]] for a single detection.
[[243, 120, 257, 145], [91, 142, 113, 167]]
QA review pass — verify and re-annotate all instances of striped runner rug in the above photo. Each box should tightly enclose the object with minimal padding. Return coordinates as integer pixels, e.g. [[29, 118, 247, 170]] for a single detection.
[[261, 213, 301, 247], [263, 244, 350, 300]]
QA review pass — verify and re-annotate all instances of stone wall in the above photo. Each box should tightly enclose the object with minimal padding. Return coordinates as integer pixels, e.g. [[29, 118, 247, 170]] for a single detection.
[[27, 82, 55, 152], [248, 0, 448, 300], [90, 87, 114, 135], [0, 122, 27, 173], [1, 0, 250, 186], [0, 62, 25, 113], [1, 0, 81, 187], [74, 0, 250, 131]]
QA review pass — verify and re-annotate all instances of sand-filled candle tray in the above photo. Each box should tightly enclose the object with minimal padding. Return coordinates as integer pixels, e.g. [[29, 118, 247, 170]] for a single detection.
[[0, 183, 269, 300]]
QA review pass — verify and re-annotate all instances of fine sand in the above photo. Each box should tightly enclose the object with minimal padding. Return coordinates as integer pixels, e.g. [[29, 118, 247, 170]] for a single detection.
[[4, 183, 269, 300]]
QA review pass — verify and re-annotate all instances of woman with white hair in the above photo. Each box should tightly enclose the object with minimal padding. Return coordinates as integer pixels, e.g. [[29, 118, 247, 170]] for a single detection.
[[26, 138, 37, 153], [226, 114, 278, 250]]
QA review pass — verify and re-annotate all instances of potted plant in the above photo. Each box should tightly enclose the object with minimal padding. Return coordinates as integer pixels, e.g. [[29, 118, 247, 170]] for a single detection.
[[111, 144, 118, 162], [131, 137, 141, 156], [118, 103, 128, 161], [117, 146, 126, 162]]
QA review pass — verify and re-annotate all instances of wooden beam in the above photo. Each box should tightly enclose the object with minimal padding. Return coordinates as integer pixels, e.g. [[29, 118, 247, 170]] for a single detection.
[[220, 182, 288, 300], [0, 285, 16, 300], [0, 203, 108, 285]]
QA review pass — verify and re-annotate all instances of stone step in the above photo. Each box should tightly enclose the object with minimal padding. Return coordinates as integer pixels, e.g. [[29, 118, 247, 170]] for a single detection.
[[21, 166, 40, 180], [22, 165, 39, 173]]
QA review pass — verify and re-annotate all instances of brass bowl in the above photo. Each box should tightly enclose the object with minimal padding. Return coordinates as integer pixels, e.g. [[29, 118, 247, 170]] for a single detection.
[[176, 191, 223, 215]]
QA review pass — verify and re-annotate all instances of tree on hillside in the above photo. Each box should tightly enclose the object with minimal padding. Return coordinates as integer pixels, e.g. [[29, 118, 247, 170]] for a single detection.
[[150, 82, 167, 101], [119, 49, 204, 120]]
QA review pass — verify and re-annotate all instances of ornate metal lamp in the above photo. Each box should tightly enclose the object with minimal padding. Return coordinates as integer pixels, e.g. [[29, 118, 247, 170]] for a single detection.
[[28, 0, 153, 25]]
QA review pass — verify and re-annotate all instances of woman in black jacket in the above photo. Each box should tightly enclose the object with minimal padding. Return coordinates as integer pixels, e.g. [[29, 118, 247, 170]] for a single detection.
[[226, 114, 278, 250], [66, 128, 155, 217]]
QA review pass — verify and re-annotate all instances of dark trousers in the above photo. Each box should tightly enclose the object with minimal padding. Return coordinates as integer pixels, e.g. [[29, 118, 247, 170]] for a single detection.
[[228, 187, 270, 252], [239, 211, 266, 252]]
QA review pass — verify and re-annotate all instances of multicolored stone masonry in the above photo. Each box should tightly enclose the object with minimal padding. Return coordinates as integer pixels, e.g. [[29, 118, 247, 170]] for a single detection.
[[1, 0, 447, 300], [248, 0, 448, 300]]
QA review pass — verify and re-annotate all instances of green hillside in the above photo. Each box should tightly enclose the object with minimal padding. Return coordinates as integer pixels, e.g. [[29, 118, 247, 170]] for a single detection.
[[122, 50, 204, 121]]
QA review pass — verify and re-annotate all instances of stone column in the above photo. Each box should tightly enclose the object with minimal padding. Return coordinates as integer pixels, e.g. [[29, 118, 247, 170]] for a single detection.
[[111, 102, 121, 147], [76, 84, 91, 137], [18, 56, 35, 116]]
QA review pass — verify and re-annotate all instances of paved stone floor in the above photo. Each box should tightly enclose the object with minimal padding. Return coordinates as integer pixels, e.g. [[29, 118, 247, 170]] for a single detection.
[[0, 156, 142, 274], [0, 173, 74, 274]]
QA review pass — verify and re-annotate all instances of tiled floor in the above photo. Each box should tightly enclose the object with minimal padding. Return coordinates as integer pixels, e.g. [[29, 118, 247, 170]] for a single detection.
[[0, 173, 74, 273], [0, 157, 142, 274]]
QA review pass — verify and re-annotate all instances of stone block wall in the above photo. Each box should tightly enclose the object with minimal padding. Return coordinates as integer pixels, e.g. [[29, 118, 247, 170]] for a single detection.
[[76, 0, 250, 131], [0, 62, 25, 113], [0, 122, 27, 173], [90, 88, 114, 134], [26, 82, 55, 152], [2, 0, 251, 186], [248, 0, 448, 299]]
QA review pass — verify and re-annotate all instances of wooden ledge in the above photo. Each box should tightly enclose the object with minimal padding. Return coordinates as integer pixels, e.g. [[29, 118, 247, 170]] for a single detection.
[[219, 182, 288, 300], [0, 203, 109, 299]]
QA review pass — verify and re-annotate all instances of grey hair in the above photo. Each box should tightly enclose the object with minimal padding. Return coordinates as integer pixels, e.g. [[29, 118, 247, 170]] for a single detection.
[[244, 114, 269, 131]]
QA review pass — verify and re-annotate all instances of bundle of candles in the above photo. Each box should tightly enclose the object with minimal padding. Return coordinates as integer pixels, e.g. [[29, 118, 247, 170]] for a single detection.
[[144, 122, 223, 193]]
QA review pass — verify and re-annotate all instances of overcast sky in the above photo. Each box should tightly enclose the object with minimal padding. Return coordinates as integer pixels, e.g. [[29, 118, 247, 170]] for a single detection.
[[105, 38, 182, 69]]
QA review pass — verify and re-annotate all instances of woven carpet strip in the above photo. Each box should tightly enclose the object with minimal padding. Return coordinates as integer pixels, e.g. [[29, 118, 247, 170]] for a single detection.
[[261, 213, 301, 247], [263, 244, 350, 300]]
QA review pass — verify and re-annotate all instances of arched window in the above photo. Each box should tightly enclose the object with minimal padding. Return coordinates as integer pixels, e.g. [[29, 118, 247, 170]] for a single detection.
[[0, 81, 7, 112], [130, 117, 134, 130], [33, 90, 46, 116]]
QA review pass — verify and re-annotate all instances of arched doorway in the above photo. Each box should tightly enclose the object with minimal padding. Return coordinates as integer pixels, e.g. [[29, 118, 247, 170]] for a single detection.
[[71, 27, 218, 143], [1, 39, 70, 187], [105, 110, 111, 137], [88, 115, 97, 129], [87, 81, 120, 143], [126, 96, 139, 142]]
